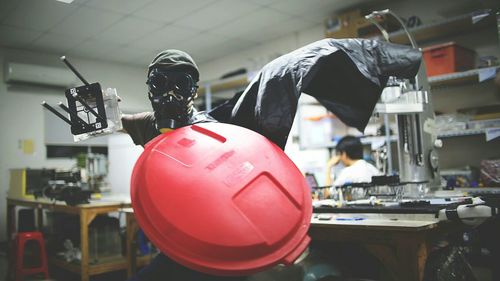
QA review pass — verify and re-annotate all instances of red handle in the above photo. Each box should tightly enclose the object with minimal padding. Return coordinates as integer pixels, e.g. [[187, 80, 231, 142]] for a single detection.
[[430, 48, 446, 58]]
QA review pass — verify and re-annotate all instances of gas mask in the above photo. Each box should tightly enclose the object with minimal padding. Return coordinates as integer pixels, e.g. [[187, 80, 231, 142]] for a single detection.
[[146, 69, 198, 132]]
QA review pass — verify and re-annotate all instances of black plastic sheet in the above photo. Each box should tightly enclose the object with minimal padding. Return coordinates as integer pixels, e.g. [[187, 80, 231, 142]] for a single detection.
[[210, 38, 422, 149]]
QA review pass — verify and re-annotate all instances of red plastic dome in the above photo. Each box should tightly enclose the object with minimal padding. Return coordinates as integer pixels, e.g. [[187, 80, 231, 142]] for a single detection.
[[131, 123, 312, 276]]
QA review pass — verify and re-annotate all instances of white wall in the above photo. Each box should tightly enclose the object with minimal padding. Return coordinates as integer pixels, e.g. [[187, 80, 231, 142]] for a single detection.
[[198, 24, 324, 81], [107, 134, 143, 197], [0, 47, 149, 241]]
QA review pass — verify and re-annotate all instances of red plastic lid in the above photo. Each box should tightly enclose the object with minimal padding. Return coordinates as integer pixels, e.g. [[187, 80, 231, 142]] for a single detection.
[[131, 123, 311, 276]]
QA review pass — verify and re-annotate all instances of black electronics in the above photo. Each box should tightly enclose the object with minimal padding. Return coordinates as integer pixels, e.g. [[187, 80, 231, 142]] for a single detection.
[[371, 175, 400, 185], [43, 185, 91, 206]]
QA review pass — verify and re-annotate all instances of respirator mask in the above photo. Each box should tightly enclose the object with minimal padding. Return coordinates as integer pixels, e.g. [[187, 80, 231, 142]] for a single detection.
[[146, 69, 198, 131]]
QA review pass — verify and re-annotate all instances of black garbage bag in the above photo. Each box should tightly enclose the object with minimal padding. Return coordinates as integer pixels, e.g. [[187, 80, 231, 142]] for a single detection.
[[209, 38, 421, 149]]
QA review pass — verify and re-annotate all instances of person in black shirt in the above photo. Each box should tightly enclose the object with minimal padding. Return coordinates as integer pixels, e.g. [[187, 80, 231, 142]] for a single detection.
[[123, 50, 248, 281]]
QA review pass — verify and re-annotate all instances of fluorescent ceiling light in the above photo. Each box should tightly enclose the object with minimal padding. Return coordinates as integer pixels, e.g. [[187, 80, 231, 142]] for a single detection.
[[56, 0, 74, 3]]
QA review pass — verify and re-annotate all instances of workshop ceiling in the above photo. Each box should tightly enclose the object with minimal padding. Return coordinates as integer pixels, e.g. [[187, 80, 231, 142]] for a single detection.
[[0, 0, 373, 66]]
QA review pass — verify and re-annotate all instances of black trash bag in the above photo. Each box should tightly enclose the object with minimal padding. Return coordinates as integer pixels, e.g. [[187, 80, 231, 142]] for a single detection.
[[210, 38, 421, 149]]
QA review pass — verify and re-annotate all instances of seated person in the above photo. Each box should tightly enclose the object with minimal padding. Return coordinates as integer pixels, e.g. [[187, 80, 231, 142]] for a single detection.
[[325, 135, 381, 186]]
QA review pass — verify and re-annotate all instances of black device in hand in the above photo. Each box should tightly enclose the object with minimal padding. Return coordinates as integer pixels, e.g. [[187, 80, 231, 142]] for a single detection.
[[42, 56, 108, 135]]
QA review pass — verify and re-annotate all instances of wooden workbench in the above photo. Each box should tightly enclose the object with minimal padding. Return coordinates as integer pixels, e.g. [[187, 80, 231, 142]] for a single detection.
[[6, 197, 149, 281], [121, 208, 455, 281], [8, 197, 458, 281], [309, 213, 457, 281]]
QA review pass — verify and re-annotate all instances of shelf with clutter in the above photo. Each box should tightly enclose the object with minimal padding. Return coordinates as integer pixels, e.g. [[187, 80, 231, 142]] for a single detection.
[[377, 11, 496, 45], [196, 72, 255, 110], [325, 9, 497, 45], [429, 66, 499, 88]]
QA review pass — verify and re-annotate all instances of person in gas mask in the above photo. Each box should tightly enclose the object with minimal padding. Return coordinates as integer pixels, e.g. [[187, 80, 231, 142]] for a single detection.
[[121, 49, 215, 147], [122, 50, 246, 281]]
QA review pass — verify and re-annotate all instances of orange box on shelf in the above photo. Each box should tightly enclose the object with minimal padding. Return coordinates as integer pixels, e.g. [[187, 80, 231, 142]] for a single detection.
[[422, 42, 475, 77]]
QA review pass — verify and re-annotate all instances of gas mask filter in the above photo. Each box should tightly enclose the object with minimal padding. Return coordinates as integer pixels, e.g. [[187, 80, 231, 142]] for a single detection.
[[146, 69, 198, 131]]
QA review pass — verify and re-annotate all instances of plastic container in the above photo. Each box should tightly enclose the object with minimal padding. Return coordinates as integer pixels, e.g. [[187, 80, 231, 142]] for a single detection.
[[422, 42, 475, 77], [131, 123, 312, 276]]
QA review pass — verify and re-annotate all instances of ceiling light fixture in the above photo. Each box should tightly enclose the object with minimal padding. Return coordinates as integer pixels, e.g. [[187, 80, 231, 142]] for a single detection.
[[56, 0, 74, 3]]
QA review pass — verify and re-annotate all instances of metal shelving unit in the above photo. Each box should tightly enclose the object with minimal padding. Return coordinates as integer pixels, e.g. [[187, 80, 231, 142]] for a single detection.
[[379, 10, 496, 45], [438, 128, 492, 138], [305, 135, 398, 150], [305, 124, 500, 150], [198, 73, 250, 96], [429, 66, 499, 88], [303, 120, 500, 150], [438, 126, 500, 138], [437, 118, 500, 139], [196, 73, 253, 110]]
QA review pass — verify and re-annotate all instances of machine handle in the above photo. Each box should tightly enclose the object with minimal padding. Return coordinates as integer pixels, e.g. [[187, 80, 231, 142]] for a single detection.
[[41, 101, 73, 126], [60, 56, 89, 86]]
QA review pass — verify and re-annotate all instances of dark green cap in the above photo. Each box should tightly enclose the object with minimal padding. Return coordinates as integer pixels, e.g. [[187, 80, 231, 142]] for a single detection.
[[148, 49, 200, 82]]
